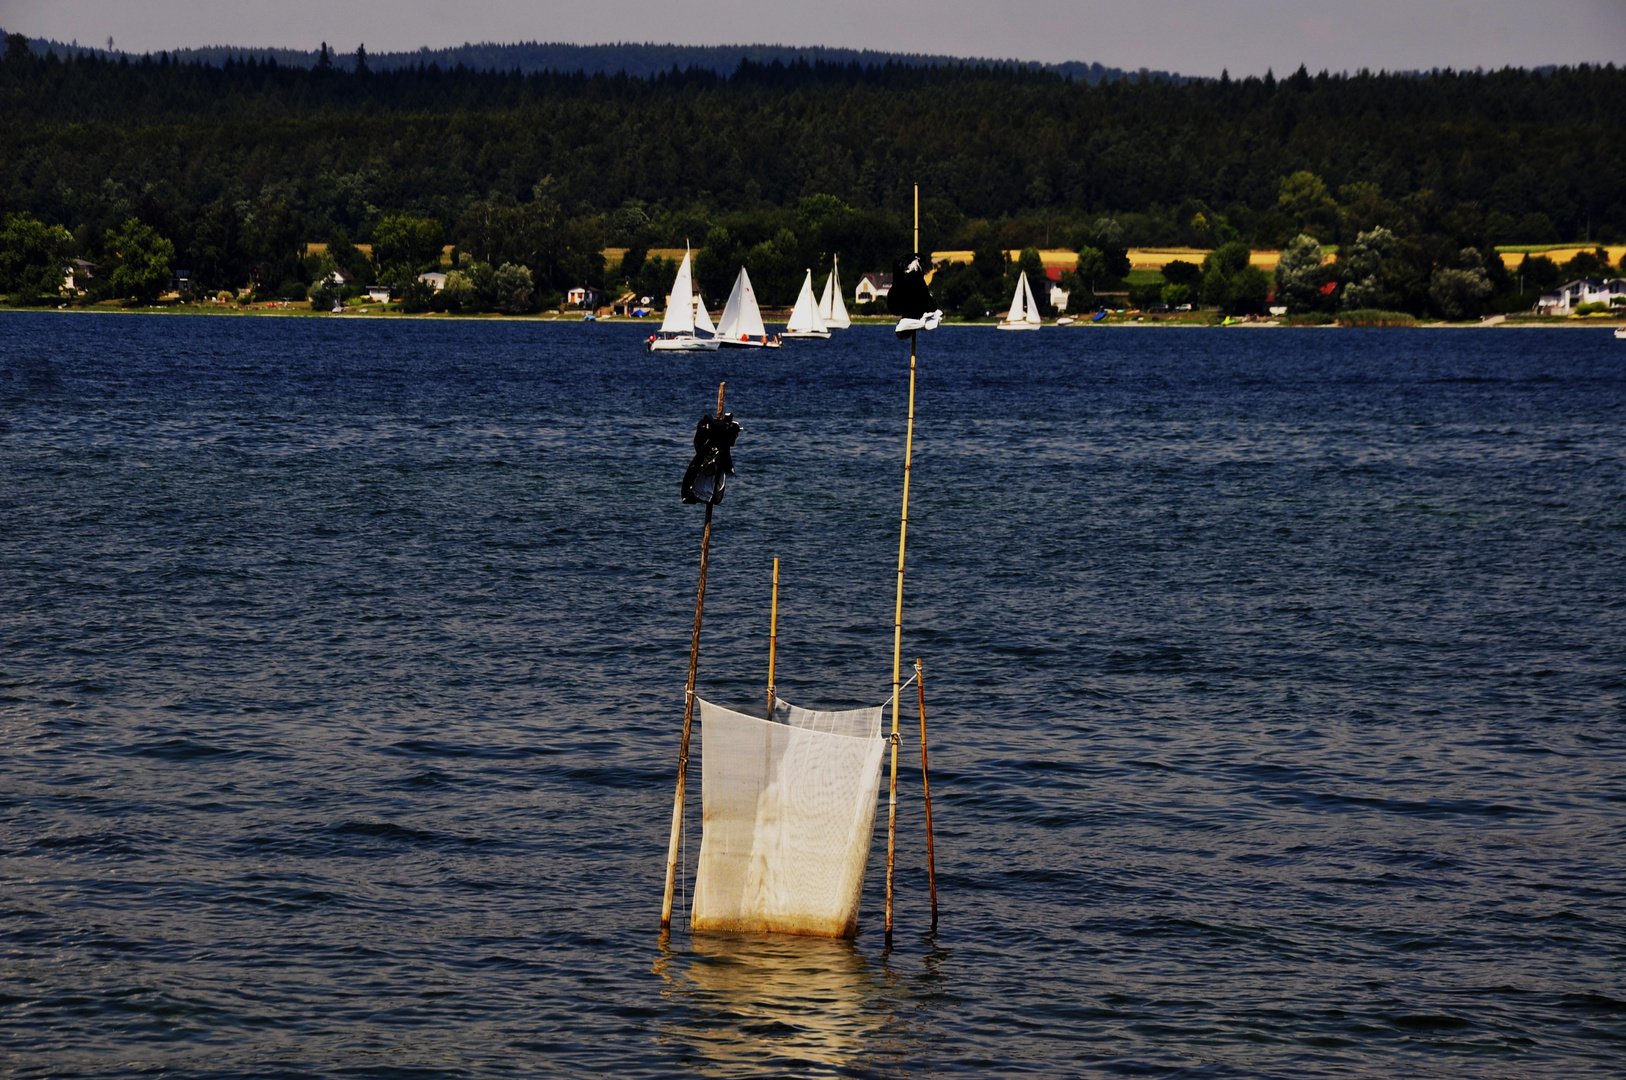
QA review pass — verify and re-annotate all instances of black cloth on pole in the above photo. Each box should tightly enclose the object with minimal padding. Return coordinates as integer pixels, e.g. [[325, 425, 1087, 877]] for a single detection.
[[681, 412, 741, 505], [887, 252, 936, 319]]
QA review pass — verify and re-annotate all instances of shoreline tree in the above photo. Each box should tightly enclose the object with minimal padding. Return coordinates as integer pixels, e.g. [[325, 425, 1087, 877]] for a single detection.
[[103, 218, 174, 303], [0, 213, 75, 305]]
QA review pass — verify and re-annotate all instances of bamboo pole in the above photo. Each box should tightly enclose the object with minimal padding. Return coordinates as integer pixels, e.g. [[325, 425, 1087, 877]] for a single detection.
[[661, 381, 725, 931], [885, 187, 920, 947], [916, 657, 938, 931], [766, 558, 780, 719]]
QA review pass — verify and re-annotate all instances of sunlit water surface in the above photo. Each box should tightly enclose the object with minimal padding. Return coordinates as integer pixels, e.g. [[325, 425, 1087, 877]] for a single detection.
[[1, 313, 1623, 1077]]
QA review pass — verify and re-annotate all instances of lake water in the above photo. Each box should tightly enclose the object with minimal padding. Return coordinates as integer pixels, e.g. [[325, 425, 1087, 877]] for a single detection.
[[2, 313, 1623, 1077]]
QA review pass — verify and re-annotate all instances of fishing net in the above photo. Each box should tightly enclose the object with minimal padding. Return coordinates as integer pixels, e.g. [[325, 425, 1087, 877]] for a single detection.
[[690, 696, 886, 938]]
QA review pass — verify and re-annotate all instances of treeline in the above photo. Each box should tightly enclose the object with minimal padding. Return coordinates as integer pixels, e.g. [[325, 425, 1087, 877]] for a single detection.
[[16, 35, 1165, 84], [932, 217, 1622, 323], [1, 33, 1622, 312]]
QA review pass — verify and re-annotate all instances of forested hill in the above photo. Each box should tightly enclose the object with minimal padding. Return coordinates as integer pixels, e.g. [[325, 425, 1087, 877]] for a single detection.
[[4, 42, 1620, 232], [14, 33, 1155, 84], [1, 33, 1622, 312]]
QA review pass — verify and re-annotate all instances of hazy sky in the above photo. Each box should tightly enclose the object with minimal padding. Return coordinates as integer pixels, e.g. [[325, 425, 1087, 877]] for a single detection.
[[4, 0, 1623, 75]]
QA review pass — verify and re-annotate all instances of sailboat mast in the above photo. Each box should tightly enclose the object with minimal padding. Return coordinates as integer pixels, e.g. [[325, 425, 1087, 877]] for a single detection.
[[885, 187, 920, 947], [661, 380, 726, 933]]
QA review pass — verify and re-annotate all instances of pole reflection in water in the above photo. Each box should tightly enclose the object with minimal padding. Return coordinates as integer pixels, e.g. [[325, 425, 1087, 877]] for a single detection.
[[653, 932, 892, 1072]]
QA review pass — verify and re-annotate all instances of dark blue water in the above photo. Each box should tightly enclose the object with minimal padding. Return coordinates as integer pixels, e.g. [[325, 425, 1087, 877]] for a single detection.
[[2, 312, 1623, 1078]]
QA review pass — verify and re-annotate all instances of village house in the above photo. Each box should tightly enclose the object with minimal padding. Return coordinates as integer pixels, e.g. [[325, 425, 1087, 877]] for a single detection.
[[854, 272, 892, 303], [1536, 278, 1626, 314], [1044, 266, 1068, 312], [321, 266, 356, 289], [62, 258, 94, 294], [567, 285, 600, 308], [613, 291, 656, 316], [416, 271, 447, 292], [366, 285, 392, 303]]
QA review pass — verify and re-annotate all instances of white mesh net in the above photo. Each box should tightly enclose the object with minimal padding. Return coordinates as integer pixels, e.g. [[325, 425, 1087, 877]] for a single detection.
[[690, 696, 886, 938]]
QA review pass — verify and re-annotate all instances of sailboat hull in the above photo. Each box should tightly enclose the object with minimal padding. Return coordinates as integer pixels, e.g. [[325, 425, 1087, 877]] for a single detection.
[[717, 337, 781, 349], [649, 335, 720, 352], [995, 321, 1042, 330], [782, 329, 831, 339]]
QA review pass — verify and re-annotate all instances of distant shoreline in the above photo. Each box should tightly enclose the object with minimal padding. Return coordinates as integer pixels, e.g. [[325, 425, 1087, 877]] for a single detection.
[[7, 306, 1621, 329]]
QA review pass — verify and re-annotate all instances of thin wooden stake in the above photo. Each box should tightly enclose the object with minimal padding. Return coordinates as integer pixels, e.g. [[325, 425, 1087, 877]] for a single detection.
[[916, 657, 938, 931], [766, 558, 780, 719], [885, 186, 920, 948], [661, 381, 725, 931]]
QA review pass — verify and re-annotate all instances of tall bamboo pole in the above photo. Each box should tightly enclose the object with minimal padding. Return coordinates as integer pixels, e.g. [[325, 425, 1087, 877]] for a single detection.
[[766, 558, 780, 719], [661, 381, 726, 931], [885, 187, 920, 947], [916, 657, 938, 930]]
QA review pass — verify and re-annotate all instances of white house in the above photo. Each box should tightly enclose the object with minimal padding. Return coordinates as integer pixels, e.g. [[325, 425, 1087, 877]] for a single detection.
[[366, 285, 392, 303], [62, 258, 95, 293], [322, 267, 356, 289], [854, 273, 892, 303], [1536, 278, 1626, 314], [1049, 283, 1070, 311], [567, 285, 600, 308], [416, 271, 447, 292]]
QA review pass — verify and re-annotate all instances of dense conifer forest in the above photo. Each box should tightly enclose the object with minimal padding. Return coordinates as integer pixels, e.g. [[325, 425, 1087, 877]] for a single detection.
[[1, 31, 1622, 316]]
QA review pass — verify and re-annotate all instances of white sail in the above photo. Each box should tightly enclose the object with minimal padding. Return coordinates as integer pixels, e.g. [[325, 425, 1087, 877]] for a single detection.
[[737, 271, 767, 339], [717, 274, 742, 339], [997, 269, 1043, 330], [717, 267, 767, 340], [1005, 270, 1029, 324], [820, 255, 851, 328], [785, 270, 828, 335], [660, 249, 696, 334], [695, 293, 716, 337]]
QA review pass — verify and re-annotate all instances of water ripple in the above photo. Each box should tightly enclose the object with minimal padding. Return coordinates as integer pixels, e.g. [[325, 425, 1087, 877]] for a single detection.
[[1, 316, 1623, 1077]]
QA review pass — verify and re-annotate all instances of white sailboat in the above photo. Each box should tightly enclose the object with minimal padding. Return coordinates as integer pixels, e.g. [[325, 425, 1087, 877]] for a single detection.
[[783, 269, 831, 339], [817, 255, 851, 329], [715, 267, 780, 348], [649, 246, 720, 352], [996, 270, 1043, 331]]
